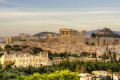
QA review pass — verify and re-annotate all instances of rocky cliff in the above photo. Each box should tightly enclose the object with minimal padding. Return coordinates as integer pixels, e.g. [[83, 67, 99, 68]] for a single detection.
[[96, 28, 120, 38]]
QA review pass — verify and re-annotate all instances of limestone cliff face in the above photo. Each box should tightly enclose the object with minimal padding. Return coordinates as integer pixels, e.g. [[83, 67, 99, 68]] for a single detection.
[[96, 28, 120, 38], [85, 37, 120, 46], [8, 35, 120, 56]]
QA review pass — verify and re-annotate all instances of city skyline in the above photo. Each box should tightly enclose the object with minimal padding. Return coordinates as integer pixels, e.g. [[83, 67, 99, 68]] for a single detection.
[[0, 0, 120, 37]]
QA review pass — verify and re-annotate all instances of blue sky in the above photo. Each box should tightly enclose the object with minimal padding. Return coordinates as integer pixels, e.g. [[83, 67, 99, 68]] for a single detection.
[[0, 0, 120, 37]]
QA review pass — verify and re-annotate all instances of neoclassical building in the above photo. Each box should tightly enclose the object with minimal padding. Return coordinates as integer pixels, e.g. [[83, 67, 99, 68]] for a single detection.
[[59, 28, 86, 37], [0, 51, 51, 67]]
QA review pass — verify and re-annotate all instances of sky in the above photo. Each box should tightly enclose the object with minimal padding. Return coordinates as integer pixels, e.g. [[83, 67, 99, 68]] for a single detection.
[[0, 0, 120, 37]]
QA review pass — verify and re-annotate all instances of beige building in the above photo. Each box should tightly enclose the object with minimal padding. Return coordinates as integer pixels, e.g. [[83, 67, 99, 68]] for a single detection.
[[6, 37, 14, 44], [6, 37, 21, 44], [79, 73, 92, 80], [6, 34, 30, 44], [59, 28, 86, 37], [0, 51, 51, 67]]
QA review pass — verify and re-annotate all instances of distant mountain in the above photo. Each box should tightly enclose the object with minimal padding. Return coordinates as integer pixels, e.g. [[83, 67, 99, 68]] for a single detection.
[[34, 32, 59, 37], [0, 37, 6, 42], [87, 29, 120, 37], [95, 28, 120, 38], [114, 31, 120, 35], [87, 29, 101, 36]]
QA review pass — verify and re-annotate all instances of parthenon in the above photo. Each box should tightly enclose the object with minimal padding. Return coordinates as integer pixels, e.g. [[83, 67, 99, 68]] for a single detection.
[[59, 28, 86, 37]]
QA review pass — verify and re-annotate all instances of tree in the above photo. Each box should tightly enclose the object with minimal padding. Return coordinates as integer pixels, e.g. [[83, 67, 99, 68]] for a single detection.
[[92, 53, 97, 58], [63, 51, 68, 58], [91, 43, 95, 46], [80, 66, 86, 73], [113, 52, 117, 62], [60, 53, 65, 61], [106, 75, 112, 80], [72, 54, 78, 57], [80, 52, 90, 57], [100, 78, 106, 80], [107, 69, 113, 80], [91, 33, 96, 38], [0, 63, 2, 70], [109, 50, 112, 58], [18, 70, 79, 80], [48, 51, 53, 60], [4, 44, 12, 50], [76, 65, 81, 73], [7, 50, 10, 54], [4, 73, 18, 80], [107, 69, 112, 73], [102, 53, 109, 61], [33, 47, 43, 54], [0, 48, 2, 52], [25, 66, 35, 74], [118, 58, 120, 62], [0, 62, 15, 73], [0, 53, 4, 57], [13, 45, 21, 51]]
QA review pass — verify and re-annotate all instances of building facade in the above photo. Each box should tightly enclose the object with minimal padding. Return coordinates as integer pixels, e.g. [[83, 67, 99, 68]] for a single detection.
[[59, 28, 86, 37], [0, 51, 51, 67]]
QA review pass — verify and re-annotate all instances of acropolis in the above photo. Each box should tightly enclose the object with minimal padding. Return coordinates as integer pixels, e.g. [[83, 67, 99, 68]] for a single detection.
[[0, 28, 120, 67]]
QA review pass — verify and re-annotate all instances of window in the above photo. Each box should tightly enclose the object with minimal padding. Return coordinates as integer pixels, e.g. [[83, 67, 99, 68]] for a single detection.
[[40, 64, 42, 66], [39, 59, 41, 62]]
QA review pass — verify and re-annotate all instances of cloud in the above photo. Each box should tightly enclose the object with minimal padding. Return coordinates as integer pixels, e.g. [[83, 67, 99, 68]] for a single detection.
[[0, 10, 120, 37], [0, 0, 5, 2], [0, 11, 120, 19]]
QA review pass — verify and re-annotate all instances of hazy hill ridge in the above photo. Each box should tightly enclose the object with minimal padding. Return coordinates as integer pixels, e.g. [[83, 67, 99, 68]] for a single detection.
[[87, 28, 120, 37], [34, 32, 59, 37]]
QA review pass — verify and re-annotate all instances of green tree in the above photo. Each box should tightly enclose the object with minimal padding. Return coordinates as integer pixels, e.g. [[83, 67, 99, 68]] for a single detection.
[[106, 75, 112, 80], [107, 69, 112, 73], [4, 44, 12, 50], [13, 45, 21, 51], [76, 65, 81, 73], [17, 70, 79, 80], [0, 48, 2, 52], [33, 47, 43, 54], [25, 66, 36, 74], [92, 53, 97, 58], [91, 33, 96, 38], [72, 54, 78, 57], [80, 66, 86, 73], [91, 43, 95, 46], [113, 52, 117, 62], [0, 62, 15, 73], [48, 51, 53, 60], [0, 53, 4, 57], [0, 63, 2, 70]]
